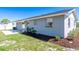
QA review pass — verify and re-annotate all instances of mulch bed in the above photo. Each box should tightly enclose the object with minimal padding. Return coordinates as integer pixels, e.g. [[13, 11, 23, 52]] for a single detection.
[[22, 32, 55, 41], [22, 32, 79, 49], [51, 36, 79, 49]]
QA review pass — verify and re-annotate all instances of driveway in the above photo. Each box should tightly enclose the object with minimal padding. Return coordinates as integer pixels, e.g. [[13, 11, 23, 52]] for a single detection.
[[2, 30, 18, 35]]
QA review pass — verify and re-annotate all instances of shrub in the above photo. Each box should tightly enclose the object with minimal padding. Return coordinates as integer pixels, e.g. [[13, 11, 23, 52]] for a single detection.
[[67, 28, 79, 40], [67, 36, 74, 41], [31, 29, 37, 33], [67, 31, 74, 40], [31, 27, 37, 33], [27, 27, 37, 34], [76, 22, 79, 27], [27, 27, 31, 32], [54, 35, 61, 41]]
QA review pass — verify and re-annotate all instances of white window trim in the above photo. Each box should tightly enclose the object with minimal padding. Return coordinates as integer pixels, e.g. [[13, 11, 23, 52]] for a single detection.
[[46, 18, 53, 28]]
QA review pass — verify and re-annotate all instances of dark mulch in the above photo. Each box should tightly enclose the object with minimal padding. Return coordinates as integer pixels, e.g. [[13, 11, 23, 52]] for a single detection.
[[22, 32, 55, 41], [22, 32, 79, 49]]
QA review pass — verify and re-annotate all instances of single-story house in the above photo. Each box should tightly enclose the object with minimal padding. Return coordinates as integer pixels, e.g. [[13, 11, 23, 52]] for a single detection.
[[16, 9, 77, 38], [0, 22, 13, 30]]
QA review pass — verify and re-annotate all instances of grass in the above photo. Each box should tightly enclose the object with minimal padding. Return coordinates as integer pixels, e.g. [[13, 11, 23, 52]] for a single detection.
[[0, 31, 64, 51]]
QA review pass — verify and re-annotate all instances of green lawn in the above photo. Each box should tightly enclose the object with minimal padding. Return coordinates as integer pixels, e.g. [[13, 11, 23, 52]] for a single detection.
[[0, 31, 64, 51]]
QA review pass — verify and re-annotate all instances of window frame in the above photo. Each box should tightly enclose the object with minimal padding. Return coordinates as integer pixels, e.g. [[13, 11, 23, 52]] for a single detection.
[[46, 18, 53, 28]]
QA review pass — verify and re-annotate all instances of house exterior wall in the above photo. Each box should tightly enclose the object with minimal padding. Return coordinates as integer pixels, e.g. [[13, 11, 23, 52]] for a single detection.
[[16, 22, 26, 32], [26, 15, 65, 38], [16, 23, 22, 31], [12, 22, 16, 27], [0, 23, 13, 30], [16, 9, 77, 38], [16, 12, 76, 38], [6, 23, 13, 29], [64, 13, 76, 38]]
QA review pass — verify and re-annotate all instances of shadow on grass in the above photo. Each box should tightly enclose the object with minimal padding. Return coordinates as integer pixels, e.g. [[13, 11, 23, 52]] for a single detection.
[[21, 32, 55, 42]]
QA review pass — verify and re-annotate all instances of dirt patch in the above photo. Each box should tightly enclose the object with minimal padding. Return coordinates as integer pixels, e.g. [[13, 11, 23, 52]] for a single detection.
[[0, 40, 16, 47]]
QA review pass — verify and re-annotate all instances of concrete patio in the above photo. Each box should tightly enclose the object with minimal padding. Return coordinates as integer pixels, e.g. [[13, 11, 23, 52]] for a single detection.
[[2, 30, 18, 35]]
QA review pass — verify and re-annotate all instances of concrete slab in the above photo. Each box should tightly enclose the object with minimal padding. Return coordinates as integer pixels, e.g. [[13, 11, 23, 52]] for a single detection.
[[2, 30, 18, 35]]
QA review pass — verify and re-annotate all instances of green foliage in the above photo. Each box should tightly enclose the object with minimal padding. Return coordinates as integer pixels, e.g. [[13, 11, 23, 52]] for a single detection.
[[54, 35, 61, 41], [76, 22, 79, 27], [27, 27, 37, 33], [67, 30, 75, 40], [68, 30, 74, 38], [30, 27, 37, 33], [1, 19, 10, 24], [68, 28, 79, 39], [27, 27, 30, 32]]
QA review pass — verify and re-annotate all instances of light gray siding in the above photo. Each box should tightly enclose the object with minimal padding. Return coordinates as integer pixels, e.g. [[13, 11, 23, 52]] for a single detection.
[[16, 23, 26, 32], [16, 9, 77, 38], [26, 15, 64, 38]]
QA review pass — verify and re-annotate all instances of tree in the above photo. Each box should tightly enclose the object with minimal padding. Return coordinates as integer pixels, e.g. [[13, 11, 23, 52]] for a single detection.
[[1, 19, 10, 30], [1, 19, 10, 24]]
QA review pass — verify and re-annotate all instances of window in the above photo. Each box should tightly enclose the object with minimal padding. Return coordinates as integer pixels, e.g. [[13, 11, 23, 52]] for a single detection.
[[46, 18, 53, 28], [68, 18, 70, 28], [48, 22, 53, 27]]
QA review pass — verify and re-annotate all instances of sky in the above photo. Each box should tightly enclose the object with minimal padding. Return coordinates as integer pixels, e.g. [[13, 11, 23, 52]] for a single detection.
[[0, 7, 78, 21]]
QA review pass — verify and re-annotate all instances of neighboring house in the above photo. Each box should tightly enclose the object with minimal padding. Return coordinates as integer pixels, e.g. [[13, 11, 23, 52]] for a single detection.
[[16, 9, 77, 38], [0, 22, 13, 30]]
